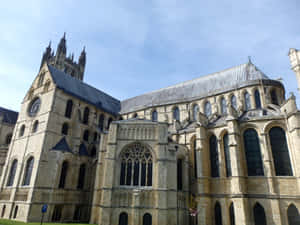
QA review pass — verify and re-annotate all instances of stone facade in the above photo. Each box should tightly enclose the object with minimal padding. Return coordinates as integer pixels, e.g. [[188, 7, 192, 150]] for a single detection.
[[0, 38, 300, 225]]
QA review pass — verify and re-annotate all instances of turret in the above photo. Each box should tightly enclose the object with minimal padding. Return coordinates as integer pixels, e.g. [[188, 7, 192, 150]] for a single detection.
[[55, 33, 67, 69], [40, 41, 52, 69], [78, 47, 86, 80], [288, 48, 300, 92]]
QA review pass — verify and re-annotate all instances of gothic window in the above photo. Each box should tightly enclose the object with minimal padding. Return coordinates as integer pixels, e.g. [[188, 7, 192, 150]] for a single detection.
[[152, 110, 158, 122], [270, 89, 278, 105], [243, 129, 264, 176], [77, 164, 86, 189], [119, 143, 152, 186], [269, 127, 293, 176], [1, 205, 5, 218], [52, 205, 62, 222], [91, 146, 97, 157], [205, 101, 212, 117], [229, 203, 235, 225], [58, 161, 68, 188], [83, 130, 89, 142], [193, 138, 197, 178], [5, 133, 12, 145], [221, 97, 227, 115], [223, 133, 232, 177], [143, 213, 152, 225], [107, 117, 113, 129], [98, 114, 104, 130], [73, 205, 82, 221], [254, 90, 261, 109], [65, 100, 73, 118], [287, 204, 300, 225], [83, 107, 89, 124], [210, 135, 219, 177], [61, 123, 69, 135], [173, 107, 180, 121], [119, 212, 128, 225], [32, 120, 38, 133], [215, 202, 223, 225], [253, 203, 267, 225], [7, 159, 17, 186], [13, 205, 18, 219], [193, 104, 199, 121], [177, 159, 183, 191], [19, 125, 25, 137], [231, 95, 237, 110], [22, 157, 34, 186], [244, 92, 251, 110]]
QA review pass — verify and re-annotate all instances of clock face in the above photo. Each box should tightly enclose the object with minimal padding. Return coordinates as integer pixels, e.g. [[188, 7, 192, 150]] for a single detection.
[[28, 98, 41, 117]]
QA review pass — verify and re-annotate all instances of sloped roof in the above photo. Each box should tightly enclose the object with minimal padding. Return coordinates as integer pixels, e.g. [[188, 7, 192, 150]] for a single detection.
[[51, 137, 72, 153], [120, 62, 282, 114], [0, 106, 18, 124], [48, 65, 121, 115]]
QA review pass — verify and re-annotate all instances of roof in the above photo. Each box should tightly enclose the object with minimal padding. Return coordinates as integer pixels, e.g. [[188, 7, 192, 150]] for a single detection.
[[48, 64, 121, 115], [51, 137, 72, 153], [120, 62, 282, 114], [0, 106, 18, 124]]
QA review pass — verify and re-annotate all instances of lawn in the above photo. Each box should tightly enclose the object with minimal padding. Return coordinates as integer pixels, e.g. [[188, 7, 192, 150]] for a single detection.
[[0, 219, 91, 225]]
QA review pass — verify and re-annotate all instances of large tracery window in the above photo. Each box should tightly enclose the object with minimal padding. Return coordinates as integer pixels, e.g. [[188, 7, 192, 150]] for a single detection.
[[120, 143, 152, 187], [223, 133, 232, 177], [231, 95, 237, 110]]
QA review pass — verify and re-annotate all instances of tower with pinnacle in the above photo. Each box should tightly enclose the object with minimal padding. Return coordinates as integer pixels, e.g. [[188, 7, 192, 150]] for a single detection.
[[40, 33, 86, 81]]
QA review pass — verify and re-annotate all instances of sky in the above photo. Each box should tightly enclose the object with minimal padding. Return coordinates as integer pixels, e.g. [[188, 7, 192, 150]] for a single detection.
[[0, 0, 299, 111]]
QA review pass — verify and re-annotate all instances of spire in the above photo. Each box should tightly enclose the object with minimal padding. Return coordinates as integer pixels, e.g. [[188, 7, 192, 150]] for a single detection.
[[40, 41, 52, 69], [57, 32, 67, 55], [79, 46, 86, 66]]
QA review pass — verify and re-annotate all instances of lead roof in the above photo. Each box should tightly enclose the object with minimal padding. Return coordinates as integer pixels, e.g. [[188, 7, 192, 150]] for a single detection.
[[0, 106, 18, 124]]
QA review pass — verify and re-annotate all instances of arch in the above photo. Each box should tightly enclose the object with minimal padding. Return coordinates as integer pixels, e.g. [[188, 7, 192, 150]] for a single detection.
[[193, 104, 199, 121], [1, 205, 5, 218], [253, 203, 267, 225], [58, 161, 68, 188], [223, 133, 232, 177], [65, 99, 73, 118], [119, 212, 128, 225], [270, 89, 278, 105], [244, 91, 251, 110], [13, 205, 18, 219], [77, 164, 86, 189], [229, 203, 235, 225], [209, 135, 219, 177], [19, 125, 25, 137], [243, 129, 264, 176], [177, 158, 183, 190], [5, 133, 12, 145], [32, 120, 39, 133], [7, 159, 18, 186], [107, 117, 113, 129], [269, 127, 293, 176], [83, 107, 90, 124], [173, 106, 180, 121], [204, 101, 212, 117], [215, 202, 223, 225], [230, 95, 237, 110], [61, 123, 69, 135], [287, 204, 300, 225], [254, 90, 261, 109], [143, 213, 152, 225], [152, 110, 158, 122], [83, 130, 89, 142], [220, 97, 227, 115], [22, 156, 34, 186], [98, 114, 105, 130]]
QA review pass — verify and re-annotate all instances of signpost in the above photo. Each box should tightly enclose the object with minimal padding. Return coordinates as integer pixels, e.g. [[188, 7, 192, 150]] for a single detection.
[[40, 204, 48, 225]]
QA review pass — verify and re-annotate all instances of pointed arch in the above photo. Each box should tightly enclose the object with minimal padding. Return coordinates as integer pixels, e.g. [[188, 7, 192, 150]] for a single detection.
[[32, 120, 39, 133], [223, 133, 231, 177], [244, 91, 251, 110], [230, 95, 237, 110], [77, 164, 86, 189], [220, 97, 227, 115], [119, 212, 128, 225], [229, 203, 235, 225], [65, 99, 73, 118], [215, 202, 223, 225], [193, 104, 199, 121], [210, 135, 219, 177], [58, 161, 68, 188], [253, 203, 266, 225], [254, 90, 261, 109], [205, 101, 212, 117], [287, 204, 300, 225], [143, 213, 152, 225], [152, 110, 158, 122], [83, 107, 89, 124], [173, 106, 180, 121], [22, 156, 34, 186], [7, 159, 18, 186]]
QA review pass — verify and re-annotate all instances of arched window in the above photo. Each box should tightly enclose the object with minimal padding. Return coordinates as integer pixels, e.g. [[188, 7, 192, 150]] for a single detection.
[[244, 92, 251, 110], [229, 203, 235, 225], [91, 146, 97, 157], [77, 164, 86, 189], [152, 110, 158, 122], [221, 97, 227, 115], [205, 101, 211, 117], [1, 205, 5, 218], [65, 100, 73, 118], [193, 104, 199, 121], [98, 114, 104, 130], [83, 130, 89, 142], [269, 127, 293, 176], [243, 129, 264, 176], [13, 205, 18, 219], [120, 143, 152, 186], [5, 133, 12, 145], [7, 159, 18, 186], [173, 107, 180, 121], [32, 120, 38, 133], [287, 204, 300, 225], [83, 107, 89, 124], [215, 202, 223, 225], [61, 123, 69, 135], [177, 159, 183, 191], [254, 90, 261, 109], [210, 135, 219, 177], [52, 205, 62, 222], [253, 203, 267, 225], [19, 125, 25, 137], [223, 133, 232, 177], [58, 161, 68, 188], [107, 117, 113, 129], [143, 213, 152, 225], [119, 212, 128, 225], [23, 157, 34, 186], [231, 95, 237, 110], [73, 205, 82, 221], [193, 138, 197, 178], [270, 89, 278, 105]]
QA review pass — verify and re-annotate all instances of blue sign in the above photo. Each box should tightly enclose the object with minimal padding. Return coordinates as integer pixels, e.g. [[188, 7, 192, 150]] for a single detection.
[[41, 204, 48, 213]]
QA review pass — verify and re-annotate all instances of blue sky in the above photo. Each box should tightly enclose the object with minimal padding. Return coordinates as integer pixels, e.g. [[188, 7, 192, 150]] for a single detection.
[[0, 0, 299, 111]]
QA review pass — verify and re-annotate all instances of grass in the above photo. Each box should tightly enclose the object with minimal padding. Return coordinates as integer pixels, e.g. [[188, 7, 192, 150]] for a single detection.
[[0, 219, 91, 225]]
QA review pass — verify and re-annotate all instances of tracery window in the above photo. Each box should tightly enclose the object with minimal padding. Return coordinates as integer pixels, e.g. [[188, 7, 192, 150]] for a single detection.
[[193, 104, 199, 121], [152, 110, 158, 122], [215, 202, 223, 225], [205, 101, 212, 117], [7, 159, 17, 186], [119, 143, 152, 186], [83, 107, 89, 124], [77, 164, 86, 189], [143, 213, 152, 225], [244, 92, 251, 110], [61, 123, 69, 135], [23, 157, 34, 186], [231, 95, 237, 110], [98, 114, 104, 130], [254, 90, 261, 109], [58, 161, 68, 188], [173, 107, 180, 121], [288, 204, 300, 225], [253, 203, 266, 225], [243, 129, 264, 176], [65, 100, 73, 118], [270, 89, 278, 105], [269, 127, 293, 176], [210, 135, 219, 177], [221, 97, 227, 115], [223, 133, 232, 177], [229, 203, 235, 225]]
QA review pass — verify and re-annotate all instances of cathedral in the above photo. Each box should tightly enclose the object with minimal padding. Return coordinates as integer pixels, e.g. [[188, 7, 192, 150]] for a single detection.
[[0, 34, 300, 225]]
